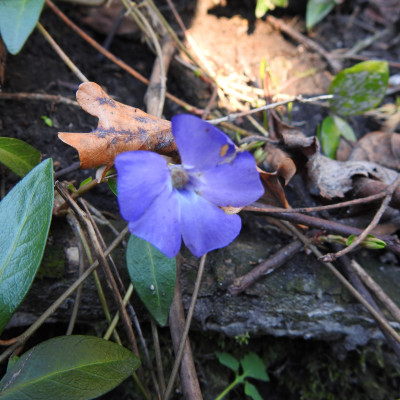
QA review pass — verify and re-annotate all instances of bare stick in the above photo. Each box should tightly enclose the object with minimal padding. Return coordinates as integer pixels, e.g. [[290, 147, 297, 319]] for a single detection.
[[321, 175, 400, 262], [282, 221, 400, 346], [208, 94, 333, 125], [164, 256, 205, 400], [228, 240, 303, 295], [0, 92, 78, 106], [0, 226, 129, 363], [350, 260, 400, 324], [45, 0, 203, 114], [37, 22, 88, 82], [266, 15, 342, 73]]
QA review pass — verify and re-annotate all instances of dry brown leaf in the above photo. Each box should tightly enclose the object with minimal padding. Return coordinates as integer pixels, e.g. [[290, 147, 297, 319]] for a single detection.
[[307, 152, 398, 199], [58, 82, 178, 178], [348, 131, 400, 171], [258, 168, 291, 209]]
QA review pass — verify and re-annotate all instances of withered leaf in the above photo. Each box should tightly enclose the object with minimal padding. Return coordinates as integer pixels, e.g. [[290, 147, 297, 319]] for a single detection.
[[348, 131, 400, 171], [58, 82, 177, 177]]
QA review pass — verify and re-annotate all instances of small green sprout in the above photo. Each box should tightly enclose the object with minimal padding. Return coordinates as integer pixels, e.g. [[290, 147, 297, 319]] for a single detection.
[[41, 115, 53, 127], [215, 352, 269, 400]]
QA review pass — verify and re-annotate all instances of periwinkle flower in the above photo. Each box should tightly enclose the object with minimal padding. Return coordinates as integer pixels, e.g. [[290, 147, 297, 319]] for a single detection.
[[115, 114, 264, 258]]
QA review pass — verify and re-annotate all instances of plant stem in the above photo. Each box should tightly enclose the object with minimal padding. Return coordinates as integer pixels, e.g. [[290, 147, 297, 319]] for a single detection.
[[214, 379, 240, 400]]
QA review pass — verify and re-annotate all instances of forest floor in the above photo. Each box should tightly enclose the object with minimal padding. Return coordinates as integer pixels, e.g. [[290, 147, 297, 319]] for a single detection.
[[1, 0, 400, 399]]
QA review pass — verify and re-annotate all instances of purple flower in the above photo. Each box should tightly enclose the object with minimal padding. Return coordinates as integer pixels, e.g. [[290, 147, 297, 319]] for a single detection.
[[115, 114, 264, 258]]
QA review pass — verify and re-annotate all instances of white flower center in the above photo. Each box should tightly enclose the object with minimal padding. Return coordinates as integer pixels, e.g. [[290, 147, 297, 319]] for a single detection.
[[170, 166, 189, 189]]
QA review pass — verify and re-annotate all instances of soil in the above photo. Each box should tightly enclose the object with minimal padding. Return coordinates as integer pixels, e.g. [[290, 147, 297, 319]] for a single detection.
[[1, 0, 400, 399]]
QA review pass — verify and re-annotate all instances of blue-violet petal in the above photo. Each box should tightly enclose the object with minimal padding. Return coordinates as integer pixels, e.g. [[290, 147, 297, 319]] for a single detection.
[[128, 187, 181, 258], [194, 151, 264, 207], [116, 151, 169, 222], [178, 189, 241, 257], [172, 114, 236, 170]]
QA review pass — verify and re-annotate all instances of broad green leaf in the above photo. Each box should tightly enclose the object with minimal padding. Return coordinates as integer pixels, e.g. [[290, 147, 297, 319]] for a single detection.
[[0, 335, 140, 400], [306, 0, 336, 29], [0, 158, 53, 333], [329, 60, 389, 116], [320, 115, 355, 159], [244, 381, 264, 400], [126, 235, 176, 326], [216, 352, 240, 372], [0, 137, 41, 177], [241, 352, 269, 381], [0, 0, 45, 54]]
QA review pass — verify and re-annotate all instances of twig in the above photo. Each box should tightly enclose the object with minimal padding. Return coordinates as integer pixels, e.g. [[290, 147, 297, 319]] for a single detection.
[[164, 256, 205, 400], [228, 240, 303, 295], [65, 213, 86, 335], [208, 94, 333, 125], [0, 226, 129, 363], [45, 0, 203, 114], [245, 203, 400, 256], [151, 317, 166, 395], [336, 250, 400, 357], [350, 260, 400, 324], [37, 22, 88, 82], [321, 175, 400, 262], [0, 92, 78, 106], [266, 15, 342, 73], [282, 221, 400, 345]]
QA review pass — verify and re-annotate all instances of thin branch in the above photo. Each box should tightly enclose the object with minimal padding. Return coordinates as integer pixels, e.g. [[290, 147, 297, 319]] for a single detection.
[[350, 260, 400, 324], [0, 226, 129, 363], [282, 221, 400, 346], [0, 92, 79, 106], [164, 255, 206, 400], [37, 22, 88, 82], [228, 240, 303, 295], [208, 94, 333, 125], [45, 0, 203, 114], [321, 176, 400, 262]]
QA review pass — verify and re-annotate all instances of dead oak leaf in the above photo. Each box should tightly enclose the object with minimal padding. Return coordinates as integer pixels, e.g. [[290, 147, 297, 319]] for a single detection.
[[58, 82, 178, 178]]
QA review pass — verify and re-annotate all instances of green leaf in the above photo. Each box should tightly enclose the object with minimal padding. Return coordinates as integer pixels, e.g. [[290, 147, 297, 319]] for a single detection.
[[329, 60, 389, 116], [244, 381, 264, 400], [107, 177, 117, 195], [320, 115, 355, 159], [255, 0, 288, 18], [126, 235, 176, 326], [0, 137, 41, 177], [320, 116, 341, 159], [0, 0, 45, 55], [216, 352, 240, 372], [306, 0, 336, 29], [0, 158, 53, 333], [0, 335, 140, 400], [241, 352, 269, 381]]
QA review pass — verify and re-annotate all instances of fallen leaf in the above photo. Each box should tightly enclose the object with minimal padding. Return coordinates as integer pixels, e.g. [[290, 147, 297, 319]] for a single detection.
[[307, 152, 398, 199], [348, 131, 400, 171], [58, 82, 178, 178]]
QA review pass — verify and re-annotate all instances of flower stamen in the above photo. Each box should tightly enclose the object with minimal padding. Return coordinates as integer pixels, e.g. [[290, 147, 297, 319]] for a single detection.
[[170, 166, 189, 189]]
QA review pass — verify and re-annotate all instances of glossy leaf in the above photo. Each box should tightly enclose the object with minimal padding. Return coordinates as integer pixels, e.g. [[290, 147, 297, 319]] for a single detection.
[[0, 335, 140, 400], [244, 381, 263, 400], [107, 177, 118, 195], [329, 61, 389, 116], [126, 235, 176, 326], [241, 352, 269, 381], [320, 115, 356, 159], [0, 0, 45, 54], [0, 158, 53, 333], [306, 0, 336, 29], [216, 352, 240, 372], [0, 137, 41, 177]]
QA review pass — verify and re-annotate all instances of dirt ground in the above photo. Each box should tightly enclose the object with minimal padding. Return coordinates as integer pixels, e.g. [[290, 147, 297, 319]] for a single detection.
[[1, 0, 400, 399]]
